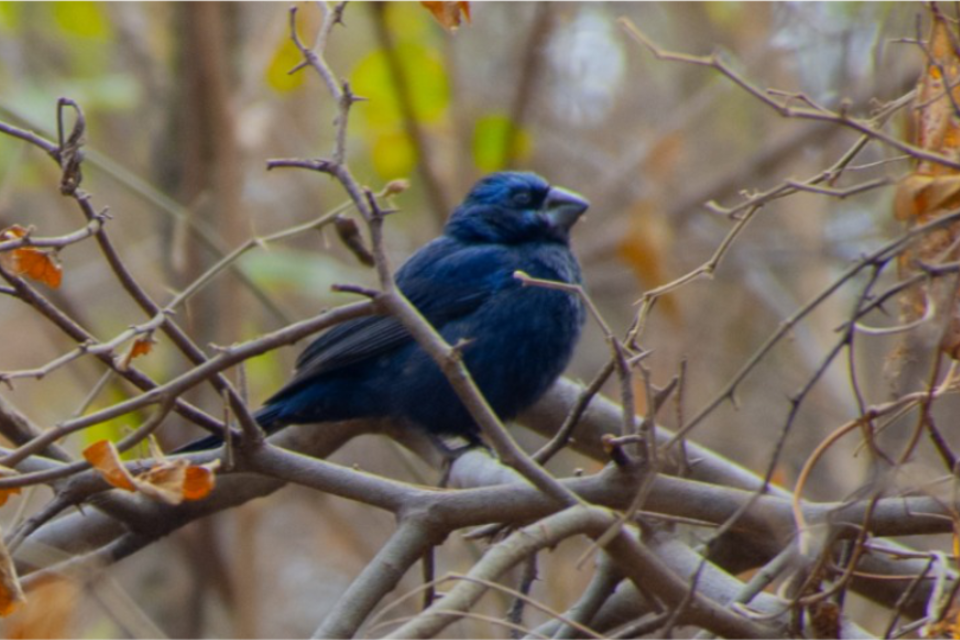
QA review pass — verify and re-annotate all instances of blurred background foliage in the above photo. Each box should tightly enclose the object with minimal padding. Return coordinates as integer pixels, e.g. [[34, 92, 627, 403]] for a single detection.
[[0, 2, 937, 637]]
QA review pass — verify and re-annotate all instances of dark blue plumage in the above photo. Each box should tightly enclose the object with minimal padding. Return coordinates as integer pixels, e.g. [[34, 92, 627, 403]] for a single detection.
[[179, 171, 587, 451]]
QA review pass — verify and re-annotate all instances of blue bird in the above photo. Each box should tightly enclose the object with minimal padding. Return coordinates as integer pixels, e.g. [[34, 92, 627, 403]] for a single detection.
[[178, 171, 588, 451]]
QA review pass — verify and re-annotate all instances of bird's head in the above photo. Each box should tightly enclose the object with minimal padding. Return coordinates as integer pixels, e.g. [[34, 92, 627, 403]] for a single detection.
[[445, 172, 589, 245]]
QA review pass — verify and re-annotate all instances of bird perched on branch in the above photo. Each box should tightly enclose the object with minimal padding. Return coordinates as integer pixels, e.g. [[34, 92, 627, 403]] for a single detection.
[[178, 171, 588, 452]]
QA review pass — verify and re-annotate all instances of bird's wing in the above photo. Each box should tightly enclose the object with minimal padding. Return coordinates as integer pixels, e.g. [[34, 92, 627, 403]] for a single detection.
[[282, 240, 510, 387], [291, 314, 409, 374]]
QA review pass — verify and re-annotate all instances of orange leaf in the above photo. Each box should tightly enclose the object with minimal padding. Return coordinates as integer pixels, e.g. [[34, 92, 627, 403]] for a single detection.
[[13, 248, 62, 288], [896, 10, 960, 360], [617, 201, 680, 322], [0, 489, 21, 509], [116, 336, 156, 372], [0, 225, 62, 289], [3, 576, 75, 635], [0, 226, 27, 243], [0, 466, 20, 508], [915, 9, 960, 176], [0, 535, 25, 617], [82, 440, 136, 492], [895, 174, 960, 221], [182, 464, 217, 501], [420, 1, 470, 31], [83, 438, 219, 504], [135, 462, 189, 505], [130, 337, 153, 359], [134, 459, 219, 505]]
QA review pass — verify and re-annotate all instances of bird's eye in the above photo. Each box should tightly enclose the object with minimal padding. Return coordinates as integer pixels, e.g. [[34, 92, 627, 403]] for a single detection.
[[513, 191, 533, 206]]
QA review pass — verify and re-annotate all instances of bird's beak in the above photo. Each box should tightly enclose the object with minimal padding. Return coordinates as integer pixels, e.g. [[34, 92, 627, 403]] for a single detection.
[[544, 186, 589, 231]]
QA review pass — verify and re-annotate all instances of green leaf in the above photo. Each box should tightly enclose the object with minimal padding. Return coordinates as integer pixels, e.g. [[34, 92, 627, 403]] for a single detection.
[[385, 2, 434, 42], [351, 43, 449, 128], [0, 3, 22, 31], [371, 129, 416, 179], [52, 1, 113, 40], [472, 113, 532, 171], [265, 35, 306, 93]]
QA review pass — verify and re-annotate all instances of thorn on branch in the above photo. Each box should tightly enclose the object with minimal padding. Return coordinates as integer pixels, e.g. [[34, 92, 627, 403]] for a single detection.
[[332, 1, 347, 26], [363, 187, 394, 222], [287, 59, 310, 76], [340, 80, 365, 107], [651, 376, 679, 414]]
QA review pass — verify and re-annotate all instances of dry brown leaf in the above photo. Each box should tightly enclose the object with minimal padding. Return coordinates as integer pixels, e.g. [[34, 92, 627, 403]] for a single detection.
[[182, 464, 217, 501], [0, 489, 21, 509], [83, 439, 219, 505], [897, 9, 960, 359], [617, 201, 680, 322], [136, 462, 190, 505], [0, 531, 25, 618], [896, 174, 956, 221], [82, 440, 137, 492], [4, 576, 76, 637], [916, 12, 960, 176], [13, 250, 61, 289], [0, 226, 62, 289], [420, 1, 471, 31], [136, 458, 219, 505], [117, 336, 155, 371], [0, 225, 28, 246], [130, 337, 153, 359], [0, 466, 21, 509]]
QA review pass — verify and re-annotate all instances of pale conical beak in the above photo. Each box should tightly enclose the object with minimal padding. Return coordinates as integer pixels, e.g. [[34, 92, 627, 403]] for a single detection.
[[544, 186, 589, 230]]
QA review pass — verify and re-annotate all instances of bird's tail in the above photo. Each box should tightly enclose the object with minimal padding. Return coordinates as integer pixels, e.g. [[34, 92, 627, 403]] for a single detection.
[[172, 403, 287, 454]]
